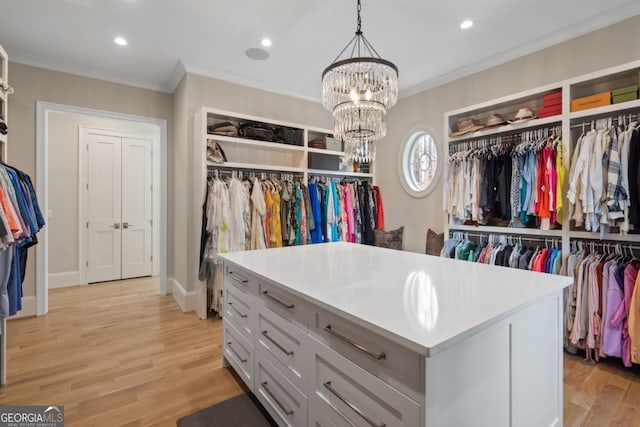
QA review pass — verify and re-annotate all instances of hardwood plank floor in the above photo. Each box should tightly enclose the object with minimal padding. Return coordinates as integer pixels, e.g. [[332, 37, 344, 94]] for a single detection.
[[1, 278, 640, 426], [0, 278, 244, 427]]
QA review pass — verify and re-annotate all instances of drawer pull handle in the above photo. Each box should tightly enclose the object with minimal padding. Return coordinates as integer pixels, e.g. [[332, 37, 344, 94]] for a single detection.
[[262, 381, 294, 416], [262, 291, 294, 309], [323, 325, 386, 360], [228, 272, 248, 285], [261, 330, 294, 356], [323, 381, 385, 427], [228, 302, 248, 318], [227, 341, 247, 363]]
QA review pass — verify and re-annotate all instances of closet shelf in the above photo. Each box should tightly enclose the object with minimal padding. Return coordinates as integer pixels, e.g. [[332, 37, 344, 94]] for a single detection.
[[307, 147, 344, 156], [448, 224, 563, 237], [208, 134, 306, 152], [0, 134, 6, 143], [307, 169, 373, 178], [448, 115, 563, 143], [207, 161, 305, 173], [568, 98, 640, 120], [569, 231, 640, 243]]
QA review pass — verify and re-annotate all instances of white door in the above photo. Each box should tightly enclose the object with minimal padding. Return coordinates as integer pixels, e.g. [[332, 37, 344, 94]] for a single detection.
[[86, 132, 153, 283], [87, 134, 122, 283], [121, 137, 153, 279]]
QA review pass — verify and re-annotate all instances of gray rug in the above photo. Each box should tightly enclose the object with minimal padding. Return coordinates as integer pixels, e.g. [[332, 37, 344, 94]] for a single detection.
[[177, 393, 277, 427]]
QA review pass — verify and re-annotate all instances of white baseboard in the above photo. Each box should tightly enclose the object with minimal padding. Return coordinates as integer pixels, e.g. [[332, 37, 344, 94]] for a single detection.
[[48, 271, 80, 289], [9, 296, 36, 319], [170, 278, 197, 313]]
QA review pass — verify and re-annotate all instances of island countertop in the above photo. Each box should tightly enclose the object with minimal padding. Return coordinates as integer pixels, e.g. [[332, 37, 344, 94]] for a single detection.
[[218, 242, 572, 356]]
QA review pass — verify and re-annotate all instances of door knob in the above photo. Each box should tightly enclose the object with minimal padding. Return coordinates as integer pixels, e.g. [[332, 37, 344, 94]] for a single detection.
[[113, 223, 120, 229], [123, 222, 129, 229]]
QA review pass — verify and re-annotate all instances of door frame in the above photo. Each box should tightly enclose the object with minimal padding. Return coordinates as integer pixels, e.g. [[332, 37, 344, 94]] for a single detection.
[[78, 127, 158, 285], [36, 101, 168, 316]]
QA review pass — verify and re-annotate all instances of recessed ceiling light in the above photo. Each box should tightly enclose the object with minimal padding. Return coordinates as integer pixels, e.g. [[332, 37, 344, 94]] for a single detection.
[[114, 37, 128, 46], [261, 38, 272, 47], [460, 20, 473, 30]]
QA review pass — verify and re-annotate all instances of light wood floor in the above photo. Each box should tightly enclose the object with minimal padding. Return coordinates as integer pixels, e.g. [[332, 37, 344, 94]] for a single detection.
[[0, 278, 245, 427], [1, 278, 640, 426]]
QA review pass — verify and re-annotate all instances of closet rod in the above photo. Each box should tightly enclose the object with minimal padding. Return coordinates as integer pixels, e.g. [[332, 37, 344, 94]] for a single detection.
[[449, 230, 558, 244], [207, 164, 303, 175], [570, 113, 638, 129], [570, 238, 640, 251], [449, 124, 562, 145]]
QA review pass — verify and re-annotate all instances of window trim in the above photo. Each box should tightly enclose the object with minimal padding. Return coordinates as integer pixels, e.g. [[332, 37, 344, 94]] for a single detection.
[[397, 126, 442, 199]]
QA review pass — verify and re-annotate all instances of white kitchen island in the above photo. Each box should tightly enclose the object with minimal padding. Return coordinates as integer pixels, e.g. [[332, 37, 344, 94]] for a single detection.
[[218, 242, 573, 427]]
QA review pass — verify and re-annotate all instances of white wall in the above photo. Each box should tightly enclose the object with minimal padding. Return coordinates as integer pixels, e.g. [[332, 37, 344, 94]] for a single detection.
[[47, 111, 160, 286], [378, 15, 640, 254]]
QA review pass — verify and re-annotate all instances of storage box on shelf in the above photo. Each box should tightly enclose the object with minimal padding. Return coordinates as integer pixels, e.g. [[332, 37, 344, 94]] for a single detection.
[[569, 64, 640, 114], [447, 87, 563, 142]]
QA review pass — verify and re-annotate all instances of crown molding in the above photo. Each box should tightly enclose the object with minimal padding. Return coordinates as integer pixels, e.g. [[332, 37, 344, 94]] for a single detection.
[[6, 50, 174, 93], [182, 64, 323, 104]]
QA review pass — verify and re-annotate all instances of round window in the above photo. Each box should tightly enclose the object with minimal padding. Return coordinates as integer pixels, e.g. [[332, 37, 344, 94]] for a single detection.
[[398, 129, 441, 198]]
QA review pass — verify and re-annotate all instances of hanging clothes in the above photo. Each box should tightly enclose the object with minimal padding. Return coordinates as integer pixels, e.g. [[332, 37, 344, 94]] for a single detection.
[[445, 131, 564, 230], [0, 162, 45, 318], [568, 121, 640, 234]]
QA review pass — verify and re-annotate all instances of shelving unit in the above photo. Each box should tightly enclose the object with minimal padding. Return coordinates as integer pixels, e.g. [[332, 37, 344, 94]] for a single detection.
[[195, 106, 373, 183], [0, 43, 9, 385], [444, 59, 640, 253]]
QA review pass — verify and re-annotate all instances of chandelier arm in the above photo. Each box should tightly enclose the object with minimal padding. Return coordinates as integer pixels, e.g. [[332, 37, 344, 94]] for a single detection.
[[350, 36, 359, 59], [331, 33, 359, 64], [360, 35, 382, 59]]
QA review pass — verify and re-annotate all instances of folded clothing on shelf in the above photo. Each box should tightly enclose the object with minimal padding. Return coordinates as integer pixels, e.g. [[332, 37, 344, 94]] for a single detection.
[[207, 121, 238, 137], [0, 119, 6, 135]]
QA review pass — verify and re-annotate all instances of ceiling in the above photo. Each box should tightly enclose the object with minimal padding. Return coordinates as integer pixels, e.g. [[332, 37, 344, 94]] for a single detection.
[[2, 0, 640, 101]]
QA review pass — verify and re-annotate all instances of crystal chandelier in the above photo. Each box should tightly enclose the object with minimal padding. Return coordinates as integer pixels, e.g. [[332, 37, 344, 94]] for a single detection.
[[322, 0, 398, 163]]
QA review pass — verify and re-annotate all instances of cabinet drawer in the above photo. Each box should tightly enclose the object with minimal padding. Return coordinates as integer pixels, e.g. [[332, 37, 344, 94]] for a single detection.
[[309, 403, 345, 426], [258, 280, 309, 328], [312, 308, 423, 400], [223, 320, 254, 390], [310, 339, 420, 427], [224, 283, 255, 341], [224, 264, 258, 295], [255, 350, 307, 427], [256, 304, 307, 391]]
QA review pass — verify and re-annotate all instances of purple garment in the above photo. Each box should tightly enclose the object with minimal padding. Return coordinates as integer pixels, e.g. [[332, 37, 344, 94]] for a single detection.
[[611, 262, 639, 367], [602, 263, 624, 357]]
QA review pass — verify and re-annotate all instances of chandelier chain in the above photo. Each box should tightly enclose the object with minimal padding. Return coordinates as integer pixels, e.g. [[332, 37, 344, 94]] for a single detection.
[[356, 0, 362, 35]]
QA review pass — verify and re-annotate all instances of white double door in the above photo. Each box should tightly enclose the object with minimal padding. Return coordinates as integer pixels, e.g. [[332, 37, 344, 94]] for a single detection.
[[87, 132, 153, 283]]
